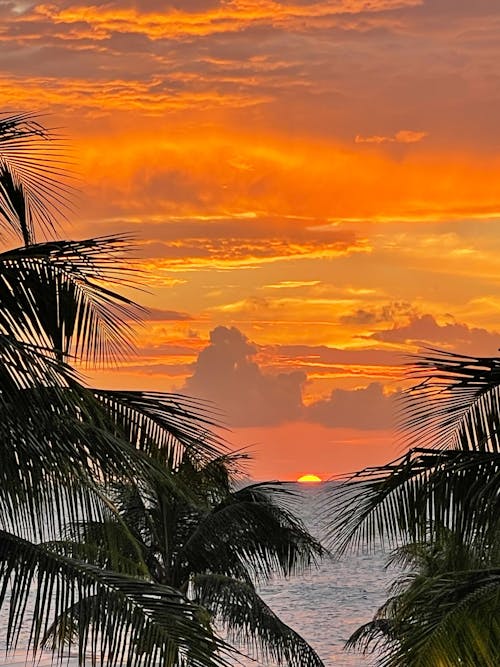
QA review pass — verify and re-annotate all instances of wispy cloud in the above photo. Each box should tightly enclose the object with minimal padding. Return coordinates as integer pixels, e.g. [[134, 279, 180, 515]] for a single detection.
[[368, 314, 500, 355], [264, 280, 322, 289], [355, 130, 428, 144], [26, 1, 420, 41], [0, 75, 269, 113]]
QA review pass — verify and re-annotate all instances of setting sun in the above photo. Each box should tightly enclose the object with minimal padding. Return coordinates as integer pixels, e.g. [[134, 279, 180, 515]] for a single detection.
[[297, 474, 322, 483]]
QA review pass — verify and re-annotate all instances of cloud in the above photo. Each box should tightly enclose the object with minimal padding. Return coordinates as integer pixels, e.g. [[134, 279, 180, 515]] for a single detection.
[[16, 1, 419, 44], [2, 0, 500, 168], [339, 308, 378, 325], [355, 130, 428, 144], [369, 314, 500, 354], [184, 326, 306, 426], [112, 216, 367, 271], [145, 308, 193, 321], [339, 301, 416, 326], [265, 280, 321, 289], [183, 326, 400, 428], [394, 130, 429, 143], [270, 343, 403, 368], [136, 234, 364, 270], [124, 363, 194, 377], [306, 382, 399, 430], [0, 75, 266, 114]]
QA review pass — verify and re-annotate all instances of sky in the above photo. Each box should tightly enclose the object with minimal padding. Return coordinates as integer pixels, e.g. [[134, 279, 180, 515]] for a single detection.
[[2, 0, 500, 480]]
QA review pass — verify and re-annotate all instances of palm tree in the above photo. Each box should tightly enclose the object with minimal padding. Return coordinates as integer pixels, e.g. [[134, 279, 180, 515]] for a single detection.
[[0, 112, 233, 666], [329, 349, 500, 666], [43, 452, 327, 667], [345, 532, 500, 666]]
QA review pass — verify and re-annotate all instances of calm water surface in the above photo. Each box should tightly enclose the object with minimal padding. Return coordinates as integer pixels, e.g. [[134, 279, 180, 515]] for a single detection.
[[229, 483, 393, 667]]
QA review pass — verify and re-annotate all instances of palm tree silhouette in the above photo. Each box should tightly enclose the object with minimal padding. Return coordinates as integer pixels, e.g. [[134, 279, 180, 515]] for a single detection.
[[43, 452, 326, 666], [0, 112, 233, 667], [330, 349, 500, 665], [0, 113, 327, 667]]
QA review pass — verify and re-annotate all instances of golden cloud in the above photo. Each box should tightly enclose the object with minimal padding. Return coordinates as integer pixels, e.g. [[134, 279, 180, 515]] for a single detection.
[[0, 75, 268, 113], [30, 1, 420, 41], [133, 237, 369, 272], [355, 129, 428, 144], [69, 127, 500, 230]]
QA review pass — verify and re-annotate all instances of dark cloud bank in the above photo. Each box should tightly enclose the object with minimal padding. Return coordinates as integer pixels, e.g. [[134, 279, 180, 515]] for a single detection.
[[184, 325, 400, 429], [183, 317, 500, 428]]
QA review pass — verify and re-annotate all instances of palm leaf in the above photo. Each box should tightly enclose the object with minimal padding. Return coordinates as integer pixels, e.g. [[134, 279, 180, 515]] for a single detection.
[[328, 350, 500, 554], [326, 349, 500, 664], [0, 237, 144, 364], [382, 569, 500, 666], [194, 573, 325, 667], [402, 350, 500, 451], [328, 447, 500, 553], [0, 383, 191, 543], [0, 382, 229, 552], [0, 112, 73, 243], [0, 530, 230, 667], [345, 617, 398, 662], [0, 334, 76, 397], [93, 390, 227, 467], [182, 483, 326, 583], [35, 470, 327, 666], [346, 535, 500, 666]]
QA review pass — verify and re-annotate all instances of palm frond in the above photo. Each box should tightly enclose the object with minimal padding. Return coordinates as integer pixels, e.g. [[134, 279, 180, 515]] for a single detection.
[[177, 451, 250, 504], [195, 573, 325, 667], [182, 483, 326, 583], [0, 383, 195, 543], [0, 383, 231, 560], [327, 350, 500, 555], [377, 570, 500, 667], [0, 112, 73, 243], [327, 447, 500, 554], [94, 389, 227, 467], [0, 530, 230, 667], [0, 334, 76, 397], [0, 237, 144, 365], [43, 530, 149, 580], [33, 467, 327, 666], [402, 350, 500, 451], [345, 532, 500, 666]]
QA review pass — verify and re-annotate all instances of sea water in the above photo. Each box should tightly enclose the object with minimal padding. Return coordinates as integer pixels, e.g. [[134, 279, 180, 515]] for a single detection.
[[227, 482, 394, 667], [0, 483, 394, 667]]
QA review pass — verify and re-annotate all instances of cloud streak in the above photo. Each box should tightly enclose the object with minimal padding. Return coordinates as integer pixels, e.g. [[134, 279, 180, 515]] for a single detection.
[[21, 1, 420, 42], [369, 314, 500, 355], [355, 130, 428, 144]]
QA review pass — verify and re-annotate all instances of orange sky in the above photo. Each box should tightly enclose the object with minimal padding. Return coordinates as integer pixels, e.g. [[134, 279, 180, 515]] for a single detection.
[[3, 0, 500, 479]]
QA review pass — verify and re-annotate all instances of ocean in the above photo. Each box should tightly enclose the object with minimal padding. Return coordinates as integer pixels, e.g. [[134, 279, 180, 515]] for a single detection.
[[228, 482, 394, 667], [0, 483, 393, 667]]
